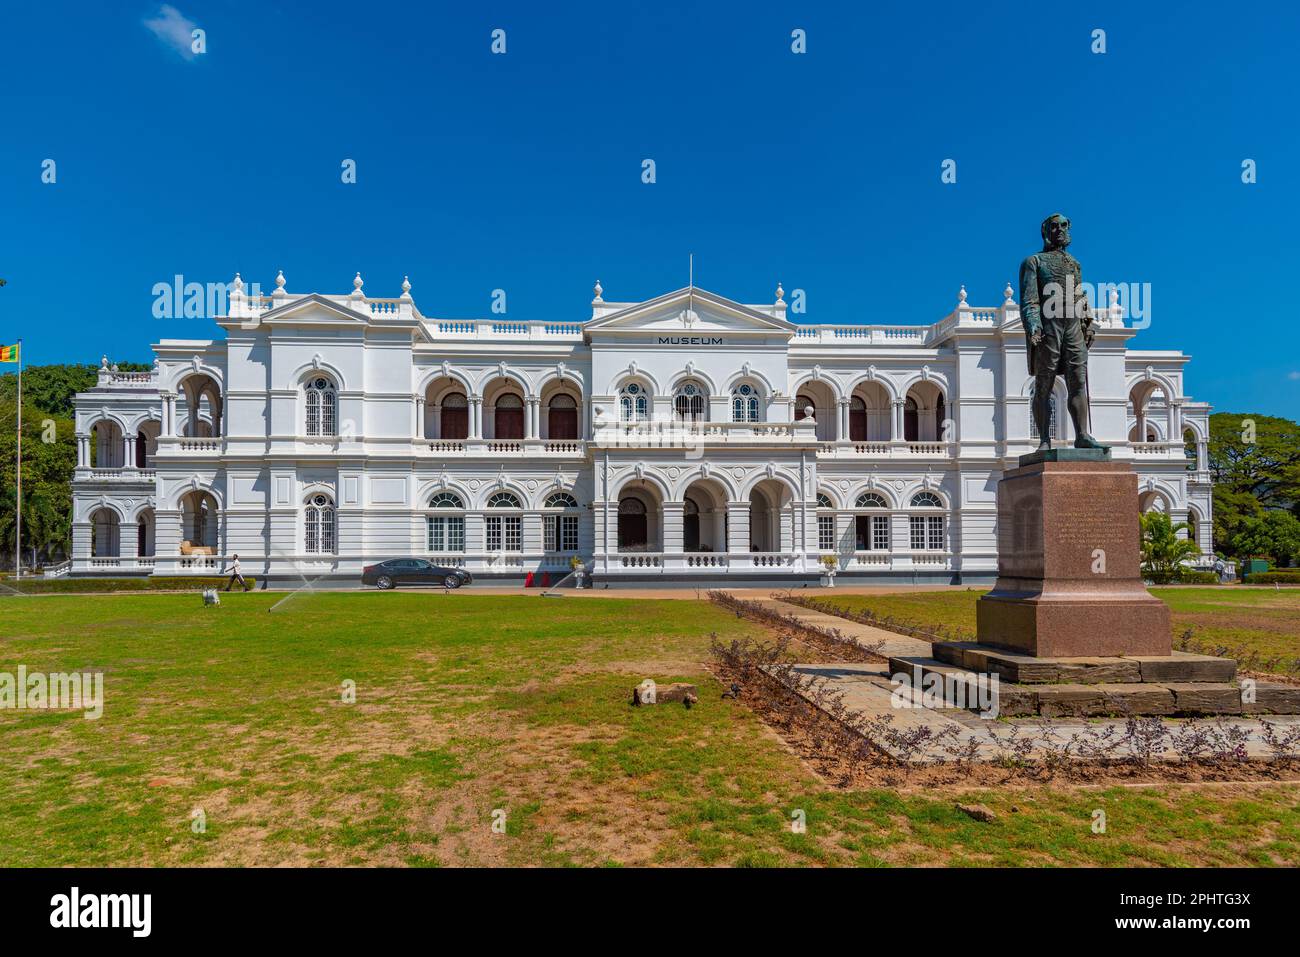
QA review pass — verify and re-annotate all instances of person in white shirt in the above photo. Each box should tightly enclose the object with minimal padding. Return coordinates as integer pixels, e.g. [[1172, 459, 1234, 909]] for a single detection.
[[224, 553, 250, 592]]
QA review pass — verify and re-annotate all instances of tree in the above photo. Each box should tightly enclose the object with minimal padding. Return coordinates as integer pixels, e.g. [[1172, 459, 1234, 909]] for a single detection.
[[1208, 412, 1300, 556], [1230, 510, 1300, 567], [1140, 511, 1201, 582]]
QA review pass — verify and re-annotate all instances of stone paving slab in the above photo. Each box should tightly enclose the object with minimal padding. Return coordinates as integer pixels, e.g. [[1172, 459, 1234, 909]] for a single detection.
[[782, 662, 1300, 765], [753, 598, 932, 658]]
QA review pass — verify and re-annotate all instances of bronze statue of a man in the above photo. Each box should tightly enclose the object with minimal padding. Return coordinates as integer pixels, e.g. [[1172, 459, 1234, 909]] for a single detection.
[[1019, 213, 1104, 451]]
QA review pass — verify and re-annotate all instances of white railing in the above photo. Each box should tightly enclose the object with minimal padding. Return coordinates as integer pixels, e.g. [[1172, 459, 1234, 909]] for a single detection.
[[849, 552, 891, 566], [177, 438, 221, 452], [686, 554, 728, 568], [43, 560, 72, 578], [422, 439, 586, 456], [82, 467, 157, 481], [429, 319, 584, 340], [619, 554, 662, 568]]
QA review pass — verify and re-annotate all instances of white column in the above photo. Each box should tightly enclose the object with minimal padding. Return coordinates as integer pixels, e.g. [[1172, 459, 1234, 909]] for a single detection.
[[891, 400, 904, 441], [837, 399, 848, 441], [1167, 399, 1181, 447], [527, 396, 540, 440], [470, 397, 483, 438], [76, 434, 90, 467], [662, 502, 684, 555], [124, 434, 137, 468], [726, 502, 750, 553]]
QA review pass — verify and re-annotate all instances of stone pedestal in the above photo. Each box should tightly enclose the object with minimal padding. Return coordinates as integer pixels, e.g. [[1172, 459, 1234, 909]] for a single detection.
[[976, 450, 1171, 658]]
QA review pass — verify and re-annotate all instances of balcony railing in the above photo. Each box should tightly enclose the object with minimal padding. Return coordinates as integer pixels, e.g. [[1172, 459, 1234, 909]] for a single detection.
[[817, 441, 953, 457], [421, 439, 588, 457], [78, 467, 158, 482]]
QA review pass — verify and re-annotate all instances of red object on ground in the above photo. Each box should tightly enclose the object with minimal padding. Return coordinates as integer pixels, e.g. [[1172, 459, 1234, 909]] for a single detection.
[[541, 572, 551, 587], [524, 572, 535, 588]]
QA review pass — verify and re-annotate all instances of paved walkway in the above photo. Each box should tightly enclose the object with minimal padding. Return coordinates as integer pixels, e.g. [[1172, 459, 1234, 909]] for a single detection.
[[748, 597, 934, 658]]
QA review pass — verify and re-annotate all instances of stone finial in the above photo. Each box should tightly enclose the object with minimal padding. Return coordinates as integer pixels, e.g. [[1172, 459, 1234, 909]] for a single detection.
[[775, 281, 785, 304], [100, 355, 109, 370], [275, 269, 286, 289], [1004, 282, 1014, 304], [401, 275, 412, 297], [592, 279, 603, 303], [353, 272, 364, 293], [1109, 286, 1119, 307], [957, 284, 968, 306], [232, 272, 244, 292]]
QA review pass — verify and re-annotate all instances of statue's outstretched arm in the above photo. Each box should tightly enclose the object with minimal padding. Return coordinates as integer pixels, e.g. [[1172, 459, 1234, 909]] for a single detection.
[[1019, 258, 1043, 344]]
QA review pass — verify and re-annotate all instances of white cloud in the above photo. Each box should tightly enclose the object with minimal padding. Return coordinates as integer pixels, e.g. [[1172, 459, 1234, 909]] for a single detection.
[[143, 5, 199, 60]]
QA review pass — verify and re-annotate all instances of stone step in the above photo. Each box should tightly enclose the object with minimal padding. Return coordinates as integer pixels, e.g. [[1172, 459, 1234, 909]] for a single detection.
[[931, 641, 1237, 684], [885, 655, 1297, 718]]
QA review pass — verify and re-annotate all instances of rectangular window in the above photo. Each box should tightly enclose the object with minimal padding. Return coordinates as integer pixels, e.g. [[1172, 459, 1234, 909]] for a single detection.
[[552, 515, 578, 551], [872, 515, 889, 551], [488, 516, 521, 552], [817, 515, 835, 551], [544, 515, 557, 552], [927, 516, 944, 550], [910, 516, 944, 550], [427, 516, 464, 552]]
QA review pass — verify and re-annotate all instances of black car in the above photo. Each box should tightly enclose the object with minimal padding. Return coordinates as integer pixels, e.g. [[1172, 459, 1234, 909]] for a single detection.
[[362, 559, 473, 590]]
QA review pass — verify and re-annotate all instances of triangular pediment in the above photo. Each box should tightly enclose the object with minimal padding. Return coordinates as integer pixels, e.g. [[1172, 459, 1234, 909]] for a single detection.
[[258, 294, 368, 325], [586, 287, 795, 336]]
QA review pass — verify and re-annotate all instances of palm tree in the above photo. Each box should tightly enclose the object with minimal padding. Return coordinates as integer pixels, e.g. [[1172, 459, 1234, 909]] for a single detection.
[[1140, 511, 1202, 582]]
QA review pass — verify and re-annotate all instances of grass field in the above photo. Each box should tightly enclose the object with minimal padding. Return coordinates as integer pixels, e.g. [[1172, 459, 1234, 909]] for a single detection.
[[805, 587, 1300, 670], [2, 591, 1299, 867]]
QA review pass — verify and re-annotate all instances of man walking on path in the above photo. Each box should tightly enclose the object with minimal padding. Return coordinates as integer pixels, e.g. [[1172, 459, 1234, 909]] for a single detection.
[[224, 553, 250, 592]]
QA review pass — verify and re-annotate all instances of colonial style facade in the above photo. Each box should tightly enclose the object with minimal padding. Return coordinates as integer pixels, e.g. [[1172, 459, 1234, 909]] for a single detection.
[[61, 273, 1213, 584]]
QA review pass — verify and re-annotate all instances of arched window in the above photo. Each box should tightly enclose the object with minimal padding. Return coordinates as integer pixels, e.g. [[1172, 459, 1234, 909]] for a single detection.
[[904, 396, 919, 442], [674, 382, 706, 422], [619, 382, 648, 423], [816, 493, 835, 551], [427, 491, 465, 552], [441, 392, 468, 440], [543, 492, 580, 551], [547, 393, 579, 440], [908, 492, 944, 551], [731, 383, 761, 423], [304, 493, 336, 554], [1029, 384, 1057, 440], [849, 397, 867, 442], [494, 393, 524, 440], [485, 490, 522, 552], [305, 377, 338, 437], [854, 492, 889, 551]]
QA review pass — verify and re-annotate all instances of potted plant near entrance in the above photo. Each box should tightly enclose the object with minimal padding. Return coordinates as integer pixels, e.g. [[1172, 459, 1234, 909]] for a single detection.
[[570, 554, 586, 589], [819, 554, 838, 587]]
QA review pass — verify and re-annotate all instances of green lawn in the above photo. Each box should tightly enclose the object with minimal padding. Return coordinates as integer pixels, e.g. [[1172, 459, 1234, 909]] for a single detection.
[[809, 588, 1300, 670], [2, 591, 1298, 866]]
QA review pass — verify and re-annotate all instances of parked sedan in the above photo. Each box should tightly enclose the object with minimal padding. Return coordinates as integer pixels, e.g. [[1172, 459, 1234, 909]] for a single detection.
[[362, 559, 473, 590]]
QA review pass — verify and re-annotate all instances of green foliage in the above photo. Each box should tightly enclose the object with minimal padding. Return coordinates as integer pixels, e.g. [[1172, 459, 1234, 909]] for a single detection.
[[1230, 510, 1300, 567], [1243, 571, 1300, 584], [3, 576, 257, 594], [1140, 511, 1202, 581], [1208, 412, 1300, 556]]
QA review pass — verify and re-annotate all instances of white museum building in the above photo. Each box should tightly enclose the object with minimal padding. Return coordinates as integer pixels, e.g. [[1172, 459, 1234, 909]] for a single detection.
[[61, 272, 1213, 584]]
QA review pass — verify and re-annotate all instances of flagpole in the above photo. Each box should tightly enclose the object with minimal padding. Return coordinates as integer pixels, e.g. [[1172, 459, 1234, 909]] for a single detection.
[[14, 338, 21, 580]]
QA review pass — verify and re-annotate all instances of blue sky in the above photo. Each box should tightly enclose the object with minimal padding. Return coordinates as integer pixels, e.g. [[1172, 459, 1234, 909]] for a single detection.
[[2, 1, 1296, 417]]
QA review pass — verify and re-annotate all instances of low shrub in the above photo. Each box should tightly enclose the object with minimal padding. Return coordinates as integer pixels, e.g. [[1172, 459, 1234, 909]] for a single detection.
[[2, 577, 257, 594], [1243, 570, 1300, 585]]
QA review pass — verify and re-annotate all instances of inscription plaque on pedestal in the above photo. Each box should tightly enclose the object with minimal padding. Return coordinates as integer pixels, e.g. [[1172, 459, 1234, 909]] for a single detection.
[[976, 454, 1171, 658]]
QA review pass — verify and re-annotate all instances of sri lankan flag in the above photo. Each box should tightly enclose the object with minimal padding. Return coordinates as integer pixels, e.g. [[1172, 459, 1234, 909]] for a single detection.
[[0, 343, 18, 363]]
